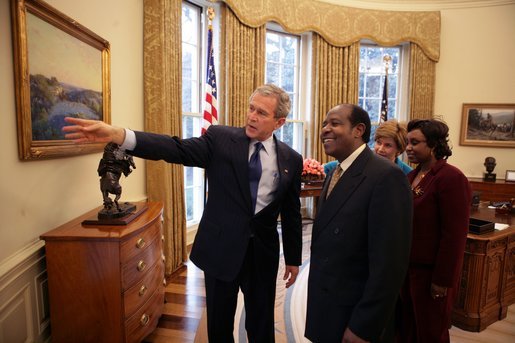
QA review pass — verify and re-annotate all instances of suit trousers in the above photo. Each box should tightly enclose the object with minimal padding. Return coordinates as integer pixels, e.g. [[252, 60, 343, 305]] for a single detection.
[[204, 239, 277, 343]]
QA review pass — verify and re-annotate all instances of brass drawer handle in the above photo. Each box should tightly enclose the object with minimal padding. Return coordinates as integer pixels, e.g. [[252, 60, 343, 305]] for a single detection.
[[140, 313, 150, 326], [139, 285, 147, 296], [136, 238, 146, 249], [163, 278, 166, 286], [137, 260, 147, 272]]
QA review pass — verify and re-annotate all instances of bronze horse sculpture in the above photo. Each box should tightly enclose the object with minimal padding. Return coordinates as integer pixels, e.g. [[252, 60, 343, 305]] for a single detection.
[[98, 143, 136, 212]]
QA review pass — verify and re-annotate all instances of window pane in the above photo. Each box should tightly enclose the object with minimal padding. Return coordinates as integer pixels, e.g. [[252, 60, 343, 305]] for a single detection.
[[281, 65, 295, 92], [387, 74, 397, 98], [281, 36, 297, 65], [368, 124, 378, 148], [366, 48, 383, 73], [359, 74, 364, 97], [359, 47, 367, 72], [266, 32, 280, 62], [276, 121, 303, 153], [359, 45, 401, 123], [365, 75, 381, 98], [182, 6, 199, 45], [384, 47, 399, 73], [185, 187, 193, 221], [181, 1, 203, 226], [287, 93, 295, 120], [388, 99, 396, 118], [266, 62, 279, 84], [364, 99, 380, 122], [265, 30, 302, 153]]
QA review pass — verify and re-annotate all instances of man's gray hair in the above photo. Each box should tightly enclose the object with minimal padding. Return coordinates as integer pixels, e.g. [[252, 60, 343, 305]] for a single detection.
[[249, 84, 291, 119]]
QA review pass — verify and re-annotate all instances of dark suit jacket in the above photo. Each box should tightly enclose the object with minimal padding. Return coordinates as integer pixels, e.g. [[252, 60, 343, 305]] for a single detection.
[[128, 125, 303, 282], [305, 147, 413, 342]]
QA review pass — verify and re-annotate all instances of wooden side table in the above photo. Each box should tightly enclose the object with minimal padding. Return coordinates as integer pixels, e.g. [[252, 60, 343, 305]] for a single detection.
[[40, 202, 165, 343]]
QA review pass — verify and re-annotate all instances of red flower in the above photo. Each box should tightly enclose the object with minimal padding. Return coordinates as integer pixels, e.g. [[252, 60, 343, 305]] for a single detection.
[[302, 158, 325, 179]]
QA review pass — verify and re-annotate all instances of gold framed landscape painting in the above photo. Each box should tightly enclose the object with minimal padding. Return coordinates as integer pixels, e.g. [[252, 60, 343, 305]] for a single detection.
[[11, 0, 111, 160], [460, 103, 515, 148]]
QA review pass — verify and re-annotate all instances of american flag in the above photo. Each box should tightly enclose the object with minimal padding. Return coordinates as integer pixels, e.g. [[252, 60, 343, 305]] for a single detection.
[[201, 23, 218, 135], [380, 74, 388, 123]]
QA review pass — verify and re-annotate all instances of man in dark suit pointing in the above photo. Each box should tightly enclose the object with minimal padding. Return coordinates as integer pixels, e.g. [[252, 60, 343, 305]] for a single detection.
[[63, 84, 303, 343], [305, 104, 412, 343]]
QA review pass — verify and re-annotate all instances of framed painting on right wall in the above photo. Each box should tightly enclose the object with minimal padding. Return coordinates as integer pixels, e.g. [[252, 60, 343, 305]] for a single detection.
[[460, 103, 515, 148]]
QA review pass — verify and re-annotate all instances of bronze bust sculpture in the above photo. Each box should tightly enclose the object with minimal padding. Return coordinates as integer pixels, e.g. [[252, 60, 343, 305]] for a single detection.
[[483, 156, 496, 182]]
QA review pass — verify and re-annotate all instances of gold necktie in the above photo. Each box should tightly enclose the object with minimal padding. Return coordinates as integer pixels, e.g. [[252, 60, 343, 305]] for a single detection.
[[326, 164, 342, 199]]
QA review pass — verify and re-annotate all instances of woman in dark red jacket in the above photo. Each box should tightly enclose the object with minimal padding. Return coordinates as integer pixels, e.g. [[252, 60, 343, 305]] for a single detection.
[[397, 119, 471, 343]]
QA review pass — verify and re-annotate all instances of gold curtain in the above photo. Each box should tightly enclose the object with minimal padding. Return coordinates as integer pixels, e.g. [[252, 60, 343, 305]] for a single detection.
[[143, 0, 187, 275], [409, 43, 436, 120], [221, 4, 265, 127], [311, 35, 360, 164]]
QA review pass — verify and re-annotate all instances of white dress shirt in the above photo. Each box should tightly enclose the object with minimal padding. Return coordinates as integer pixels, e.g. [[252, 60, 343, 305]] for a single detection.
[[250, 136, 279, 214], [337, 143, 366, 175]]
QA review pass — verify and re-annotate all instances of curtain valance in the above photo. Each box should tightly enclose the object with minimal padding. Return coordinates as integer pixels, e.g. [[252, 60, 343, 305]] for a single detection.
[[221, 0, 440, 61]]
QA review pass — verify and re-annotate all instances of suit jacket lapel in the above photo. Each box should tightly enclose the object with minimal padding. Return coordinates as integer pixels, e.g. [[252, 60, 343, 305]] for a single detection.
[[274, 136, 291, 196], [313, 148, 372, 240], [257, 135, 290, 215]]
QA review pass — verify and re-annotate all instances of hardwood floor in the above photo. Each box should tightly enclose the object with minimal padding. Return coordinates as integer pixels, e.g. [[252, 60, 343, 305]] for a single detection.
[[143, 262, 206, 343]]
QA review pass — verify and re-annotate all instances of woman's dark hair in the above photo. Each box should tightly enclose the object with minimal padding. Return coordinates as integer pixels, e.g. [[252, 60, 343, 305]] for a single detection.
[[407, 119, 452, 160]]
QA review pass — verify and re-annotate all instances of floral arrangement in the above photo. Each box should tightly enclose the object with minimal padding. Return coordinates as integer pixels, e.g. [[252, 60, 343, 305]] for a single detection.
[[302, 158, 325, 181]]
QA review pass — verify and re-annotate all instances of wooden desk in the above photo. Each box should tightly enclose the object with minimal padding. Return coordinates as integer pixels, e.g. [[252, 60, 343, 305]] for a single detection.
[[451, 205, 515, 331], [300, 183, 323, 198], [468, 178, 515, 202], [300, 183, 323, 219]]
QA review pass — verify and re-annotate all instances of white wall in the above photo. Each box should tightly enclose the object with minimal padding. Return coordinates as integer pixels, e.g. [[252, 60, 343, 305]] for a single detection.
[[435, 4, 515, 178], [0, 0, 146, 265]]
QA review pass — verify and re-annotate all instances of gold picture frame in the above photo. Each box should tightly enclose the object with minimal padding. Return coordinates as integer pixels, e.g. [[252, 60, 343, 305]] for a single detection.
[[460, 103, 515, 148], [11, 0, 110, 160]]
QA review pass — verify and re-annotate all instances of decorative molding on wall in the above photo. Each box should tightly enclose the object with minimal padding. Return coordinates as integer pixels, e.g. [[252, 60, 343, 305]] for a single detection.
[[0, 240, 50, 343], [320, 0, 515, 11]]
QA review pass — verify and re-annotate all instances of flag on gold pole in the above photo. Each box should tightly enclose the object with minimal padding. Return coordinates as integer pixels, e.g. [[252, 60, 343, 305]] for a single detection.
[[201, 7, 218, 134]]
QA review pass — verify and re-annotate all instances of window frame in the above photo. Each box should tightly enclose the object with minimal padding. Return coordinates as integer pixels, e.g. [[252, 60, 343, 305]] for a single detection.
[[181, 0, 205, 228], [265, 25, 310, 156]]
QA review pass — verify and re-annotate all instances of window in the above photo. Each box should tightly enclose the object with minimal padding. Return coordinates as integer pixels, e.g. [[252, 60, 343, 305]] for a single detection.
[[181, 2, 204, 225], [265, 30, 304, 153], [359, 44, 405, 146]]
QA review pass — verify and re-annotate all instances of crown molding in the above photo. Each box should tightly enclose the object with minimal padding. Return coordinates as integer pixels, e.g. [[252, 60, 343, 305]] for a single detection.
[[318, 0, 515, 11]]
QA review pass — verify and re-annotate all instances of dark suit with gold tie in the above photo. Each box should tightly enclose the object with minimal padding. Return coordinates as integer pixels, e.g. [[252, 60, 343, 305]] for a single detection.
[[305, 147, 413, 342]]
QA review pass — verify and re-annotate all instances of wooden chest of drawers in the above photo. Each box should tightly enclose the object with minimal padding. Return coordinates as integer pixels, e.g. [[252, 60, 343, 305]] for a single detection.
[[40, 202, 164, 343]]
